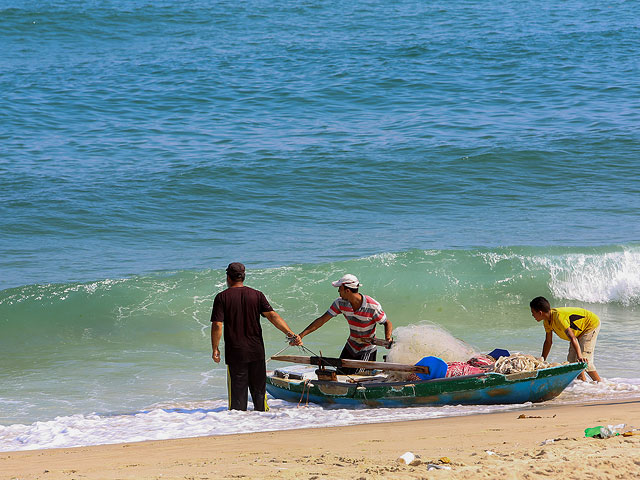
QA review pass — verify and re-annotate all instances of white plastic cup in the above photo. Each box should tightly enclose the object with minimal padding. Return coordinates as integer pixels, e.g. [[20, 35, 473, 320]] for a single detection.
[[398, 452, 415, 464]]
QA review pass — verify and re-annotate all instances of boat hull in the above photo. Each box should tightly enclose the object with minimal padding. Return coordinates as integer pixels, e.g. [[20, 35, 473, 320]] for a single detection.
[[266, 363, 585, 407]]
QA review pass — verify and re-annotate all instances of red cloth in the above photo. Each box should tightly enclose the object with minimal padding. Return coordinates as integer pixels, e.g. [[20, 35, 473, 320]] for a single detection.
[[445, 362, 485, 377], [467, 354, 495, 368]]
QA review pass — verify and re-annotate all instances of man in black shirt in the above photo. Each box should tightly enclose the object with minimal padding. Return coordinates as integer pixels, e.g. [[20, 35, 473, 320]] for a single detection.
[[210, 262, 302, 411]]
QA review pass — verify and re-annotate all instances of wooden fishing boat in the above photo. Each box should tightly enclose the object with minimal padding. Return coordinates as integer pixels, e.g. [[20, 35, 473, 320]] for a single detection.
[[266, 355, 586, 407]]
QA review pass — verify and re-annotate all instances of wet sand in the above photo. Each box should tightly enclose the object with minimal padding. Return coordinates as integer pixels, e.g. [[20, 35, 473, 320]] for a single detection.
[[2, 399, 639, 479]]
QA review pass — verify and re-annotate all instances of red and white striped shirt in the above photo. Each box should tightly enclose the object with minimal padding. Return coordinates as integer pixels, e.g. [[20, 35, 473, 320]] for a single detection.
[[327, 295, 387, 354]]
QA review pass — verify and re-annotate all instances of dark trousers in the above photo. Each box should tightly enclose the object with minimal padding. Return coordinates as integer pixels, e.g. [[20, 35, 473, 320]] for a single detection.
[[226, 358, 269, 411], [338, 344, 377, 375]]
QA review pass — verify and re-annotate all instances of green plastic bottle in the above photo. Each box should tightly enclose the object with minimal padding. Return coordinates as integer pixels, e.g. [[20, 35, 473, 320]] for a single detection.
[[584, 426, 603, 438]]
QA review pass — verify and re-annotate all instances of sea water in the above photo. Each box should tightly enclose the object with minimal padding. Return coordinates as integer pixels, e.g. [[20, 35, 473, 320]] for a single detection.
[[1, 0, 639, 451]]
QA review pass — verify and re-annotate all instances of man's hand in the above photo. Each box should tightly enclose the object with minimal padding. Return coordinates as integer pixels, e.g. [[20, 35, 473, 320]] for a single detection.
[[211, 322, 223, 364], [288, 333, 303, 346]]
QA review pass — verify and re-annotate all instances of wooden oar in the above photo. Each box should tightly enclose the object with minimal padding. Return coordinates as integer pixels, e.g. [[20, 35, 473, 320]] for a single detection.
[[271, 355, 430, 375], [367, 337, 393, 349]]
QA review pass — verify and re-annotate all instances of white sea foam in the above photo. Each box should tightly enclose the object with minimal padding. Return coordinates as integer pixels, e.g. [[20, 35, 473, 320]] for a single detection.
[[0, 400, 523, 452], [553, 377, 640, 404], [1, 377, 638, 453], [363, 251, 401, 265], [386, 323, 479, 364], [546, 250, 640, 305], [478, 247, 640, 305]]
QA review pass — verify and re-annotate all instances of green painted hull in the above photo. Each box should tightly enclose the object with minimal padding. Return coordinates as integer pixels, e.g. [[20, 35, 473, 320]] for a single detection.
[[266, 362, 585, 407]]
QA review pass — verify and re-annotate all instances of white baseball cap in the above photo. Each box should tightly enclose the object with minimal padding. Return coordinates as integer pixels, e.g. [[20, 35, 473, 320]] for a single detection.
[[331, 274, 361, 289]]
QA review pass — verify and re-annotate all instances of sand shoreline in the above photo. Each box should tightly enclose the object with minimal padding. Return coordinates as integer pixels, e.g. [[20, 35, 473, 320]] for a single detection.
[[2, 399, 640, 479]]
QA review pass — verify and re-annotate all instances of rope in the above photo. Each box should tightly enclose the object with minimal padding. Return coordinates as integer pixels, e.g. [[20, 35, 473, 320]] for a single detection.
[[267, 344, 293, 362], [298, 379, 311, 408], [268, 338, 364, 388], [266, 337, 307, 367], [298, 344, 320, 357]]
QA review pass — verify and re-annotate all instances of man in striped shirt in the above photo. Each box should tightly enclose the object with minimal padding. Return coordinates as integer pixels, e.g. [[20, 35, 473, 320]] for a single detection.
[[297, 274, 392, 374]]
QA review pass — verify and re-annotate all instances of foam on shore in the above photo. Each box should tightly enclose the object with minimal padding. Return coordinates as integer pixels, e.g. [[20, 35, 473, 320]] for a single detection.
[[1, 378, 639, 452]]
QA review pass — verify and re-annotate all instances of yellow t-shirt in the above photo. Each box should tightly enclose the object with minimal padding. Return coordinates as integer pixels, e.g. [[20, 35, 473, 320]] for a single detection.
[[544, 307, 600, 341]]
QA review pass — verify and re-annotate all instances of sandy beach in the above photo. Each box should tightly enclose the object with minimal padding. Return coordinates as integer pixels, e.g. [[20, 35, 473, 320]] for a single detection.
[[2, 399, 639, 480]]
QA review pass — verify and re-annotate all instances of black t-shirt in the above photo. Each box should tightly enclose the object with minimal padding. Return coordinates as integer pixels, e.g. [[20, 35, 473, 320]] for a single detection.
[[210, 286, 273, 364]]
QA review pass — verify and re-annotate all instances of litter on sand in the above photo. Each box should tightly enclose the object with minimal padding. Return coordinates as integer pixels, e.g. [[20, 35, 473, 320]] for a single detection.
[[584, 424, 638, 438], [518, 413, 557, 419], [397, 451, 421, 465]]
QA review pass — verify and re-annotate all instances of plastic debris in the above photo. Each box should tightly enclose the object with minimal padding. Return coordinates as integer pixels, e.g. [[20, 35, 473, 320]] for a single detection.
[[585, 424, 627, 438], [397, 451, 420, 465], [584, 426, 603, 438], [540, 439, 555, 445], [427, 464, 452, 471], [598, 426, 618, 438], [439, 456, 451, 464], [485, 450, 497, 456]]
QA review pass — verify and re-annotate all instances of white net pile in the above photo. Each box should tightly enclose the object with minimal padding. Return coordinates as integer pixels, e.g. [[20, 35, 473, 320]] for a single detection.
[[493, 353, 566, 374], [386, 323, 479, 365]]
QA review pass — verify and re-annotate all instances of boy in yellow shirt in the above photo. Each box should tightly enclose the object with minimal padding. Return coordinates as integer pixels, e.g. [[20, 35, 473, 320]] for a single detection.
[[530, 296, 602, 382]]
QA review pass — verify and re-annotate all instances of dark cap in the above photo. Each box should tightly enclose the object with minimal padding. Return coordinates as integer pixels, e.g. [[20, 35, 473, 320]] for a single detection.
[[226, 262, 246, 278]]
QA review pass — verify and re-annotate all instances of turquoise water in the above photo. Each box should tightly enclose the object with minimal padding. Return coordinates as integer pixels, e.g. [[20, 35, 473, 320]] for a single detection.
[[2, 247, 639, 428], [1, 0, 640, 441]]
